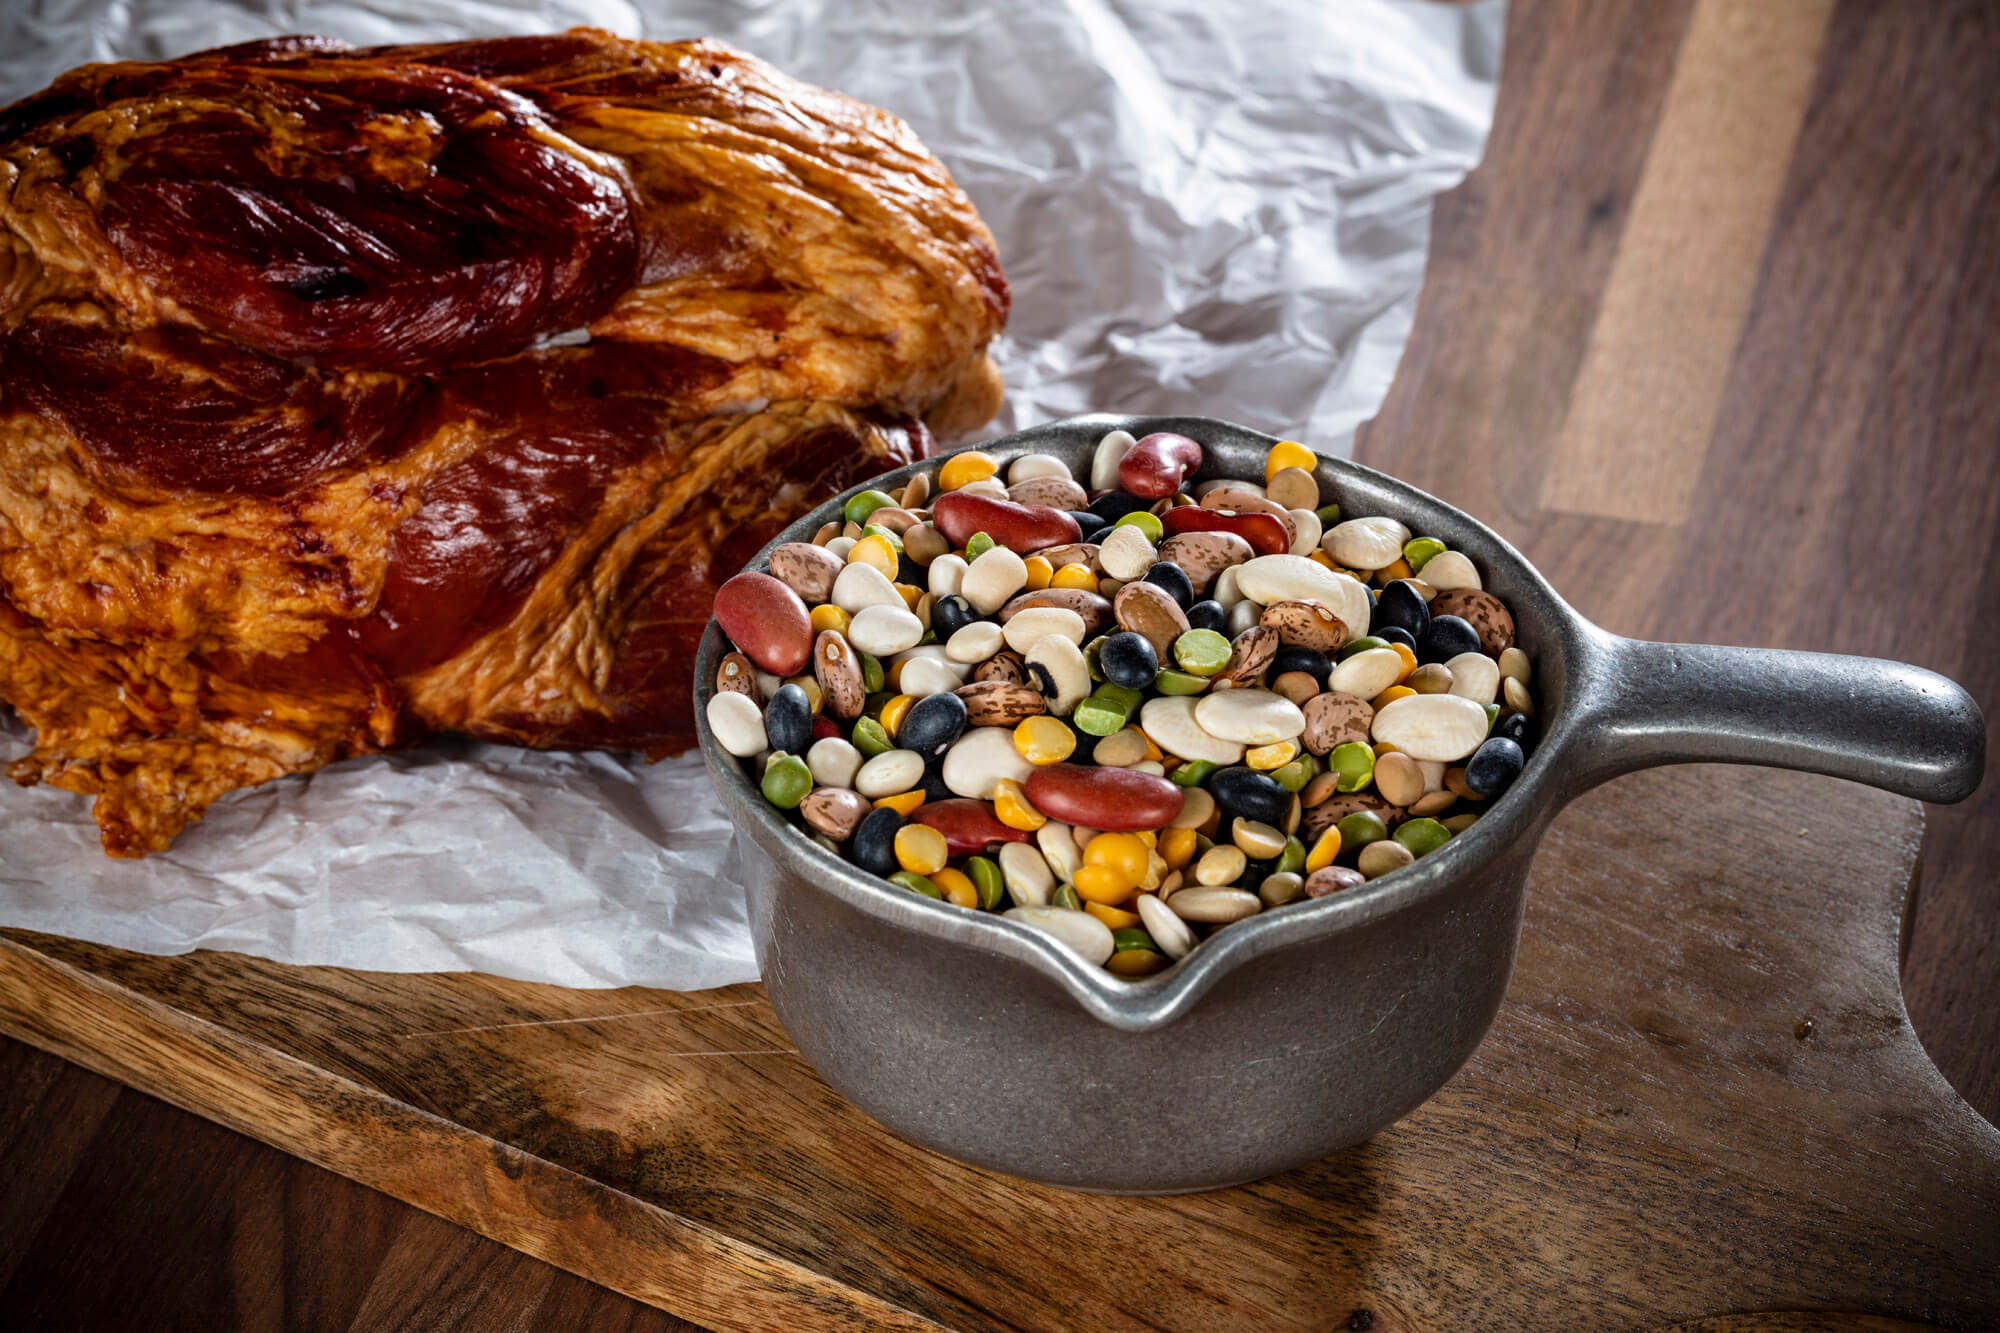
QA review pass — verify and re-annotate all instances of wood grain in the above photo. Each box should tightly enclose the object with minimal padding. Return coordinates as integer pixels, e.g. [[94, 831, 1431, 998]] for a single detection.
[[1540, 0, 1834, 522], [2, 767, 1996, 1330]]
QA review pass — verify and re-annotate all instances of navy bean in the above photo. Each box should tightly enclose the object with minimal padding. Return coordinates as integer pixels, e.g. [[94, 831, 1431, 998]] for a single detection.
[[1464, 736, 1525, 797], [1185, 599, 1229, 634], [852, 807, 905, 875], [1142, 561, 1195, 609], [1418, 614, 1482, 665], [899, 691, 968, 758], [1099, 632, 1160, 690], [1208, 766, 1292, 828], [1372, 580, 1430, 642], [765, 683, 813, 755]]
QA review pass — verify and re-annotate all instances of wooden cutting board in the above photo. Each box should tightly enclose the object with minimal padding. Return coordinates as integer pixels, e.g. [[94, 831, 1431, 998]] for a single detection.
[[2, 764, 1995, 1331]]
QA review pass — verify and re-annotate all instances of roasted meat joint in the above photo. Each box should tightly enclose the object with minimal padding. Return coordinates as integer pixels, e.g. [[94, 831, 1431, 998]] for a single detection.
[[0, 29, 1008, 855]]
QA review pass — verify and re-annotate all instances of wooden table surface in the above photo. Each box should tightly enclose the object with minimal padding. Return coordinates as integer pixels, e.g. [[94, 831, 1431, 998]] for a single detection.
[[4, 0, 1996, 1328]]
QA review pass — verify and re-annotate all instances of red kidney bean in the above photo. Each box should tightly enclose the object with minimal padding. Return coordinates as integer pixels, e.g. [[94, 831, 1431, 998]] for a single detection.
[[811, 715, 842, 741], [1118, 432, 1204, 499], [1024, 764, 1185, 832], [1161, 504, 1290, 557], [713, 571, 813, 675], [932, 492, 1082, 553], [913, 798, 1035, 856]]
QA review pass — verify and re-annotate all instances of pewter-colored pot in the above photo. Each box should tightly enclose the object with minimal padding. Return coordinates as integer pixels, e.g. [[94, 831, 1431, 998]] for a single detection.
[[694, 415, 1985, 1194]]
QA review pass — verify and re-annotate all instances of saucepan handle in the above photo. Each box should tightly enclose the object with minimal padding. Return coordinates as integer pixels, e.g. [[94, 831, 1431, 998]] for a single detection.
[[1560, 635, 1986, 804]]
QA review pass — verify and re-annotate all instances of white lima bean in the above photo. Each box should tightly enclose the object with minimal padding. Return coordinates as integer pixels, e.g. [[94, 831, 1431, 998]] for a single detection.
[[1090, 429, 1136, 491], [1005, 905, 1113, 964], [1139, 696, 1245, 765], [1329, 647, 1405, 700], [1193, 688, 1306, 745], [823, 536, 857, 559], [847, 604, 923, 656], [1171, 887, 1262, 923], [898, 657, 963, 697], [928, 553, 970, 599], [941, 725, 1035, 799], [1234, 556, 1370, 639], [806, 737, 863, 788], [1370, 693, 1491, 762], [1002, 606, 1087, 655], [961, 547, 1029, 614], [1444, 651, 1501, 705], [1008, 452, 1072, 484], [998, 844, 1057, 909], [854, 749, 924, 798], [832, 561, 904, 613], [1325, 516, 1411, 571], [1419, 550, 1481, 591], [955, 477, 1010, 500], [945, 621, 1005, 664], [706, 692, 767, 757], [1212, 564, 1248, 609], [1098, 524, 1157, 581]]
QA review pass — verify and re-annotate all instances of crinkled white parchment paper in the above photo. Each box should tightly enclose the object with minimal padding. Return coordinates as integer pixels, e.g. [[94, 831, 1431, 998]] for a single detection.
[[0, 0, 1503, 989]]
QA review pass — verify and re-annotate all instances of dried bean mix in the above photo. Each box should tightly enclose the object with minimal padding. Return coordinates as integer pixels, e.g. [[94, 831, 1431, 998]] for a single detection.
[[707, 431, 1539, 975]]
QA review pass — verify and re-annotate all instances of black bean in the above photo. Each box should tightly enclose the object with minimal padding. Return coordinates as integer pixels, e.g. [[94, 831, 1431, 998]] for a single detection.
[[1208, 767, 1291, 828], [1417, 614, 1481, 664], [1068, 509, 1108, 537], [851, 807, 904, 875], [1464, 736, 1524, 797], [930, 594, 979, 639], [1375, 625, 1417, 651], [1496, 710, 1536, 750], [919, 759, 955, 802], [896, 555, 927, 587], [1099, 632, 1159, 690], [1270, 644, 1332, 687], [1142, 561, 1195, 608], [899, 691, 967, 758], [765, 684, 813, 755], [1089, 490, 1153, 521], [1372, 580, 1430, 642], [1185, 599, 1228, 634]]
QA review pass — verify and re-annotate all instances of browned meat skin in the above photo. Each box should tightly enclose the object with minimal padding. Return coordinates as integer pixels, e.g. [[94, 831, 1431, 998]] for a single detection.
[[0, 30, 1007, 855]]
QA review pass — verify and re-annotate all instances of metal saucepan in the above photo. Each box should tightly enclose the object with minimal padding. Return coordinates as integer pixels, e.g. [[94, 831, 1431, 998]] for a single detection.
[[694, 415, 1985, 1194]]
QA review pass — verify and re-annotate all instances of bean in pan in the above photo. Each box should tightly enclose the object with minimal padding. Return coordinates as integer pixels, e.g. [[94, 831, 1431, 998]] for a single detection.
[[710, 433, 1541, 974]]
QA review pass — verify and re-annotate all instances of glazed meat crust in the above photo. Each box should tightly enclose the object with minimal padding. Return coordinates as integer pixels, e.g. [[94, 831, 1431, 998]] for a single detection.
[[0, 30, 1008, 855]]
